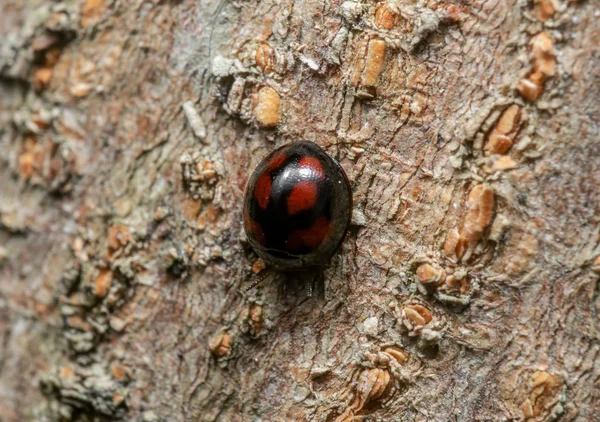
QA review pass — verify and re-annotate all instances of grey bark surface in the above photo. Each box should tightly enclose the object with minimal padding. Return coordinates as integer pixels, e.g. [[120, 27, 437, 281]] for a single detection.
[[0, 0, 599, 421]]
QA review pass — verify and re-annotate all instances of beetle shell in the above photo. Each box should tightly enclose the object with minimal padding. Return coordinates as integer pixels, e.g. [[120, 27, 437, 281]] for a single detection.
[[243, 141, 352, 269]]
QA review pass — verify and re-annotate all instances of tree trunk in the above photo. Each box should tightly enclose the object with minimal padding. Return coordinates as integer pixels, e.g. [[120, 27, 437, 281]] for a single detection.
[[0, 0, 598, 420]]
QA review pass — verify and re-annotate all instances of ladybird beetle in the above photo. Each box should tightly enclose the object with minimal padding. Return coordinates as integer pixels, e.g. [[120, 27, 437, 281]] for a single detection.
[[243, 141, 352, 270]]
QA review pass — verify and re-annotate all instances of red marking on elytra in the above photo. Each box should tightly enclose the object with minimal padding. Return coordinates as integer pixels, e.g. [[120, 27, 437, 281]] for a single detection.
[[286, 231, 303, 251], [267, 153, 287, 172], [298, 157, 324, 178], [287, 181, 318, 215], [303, 216, 330, 247], [250, 220, 266, 245], [286, 216, 330, 251], [254, 173, 272, 209], [244, 211, 266, 245]]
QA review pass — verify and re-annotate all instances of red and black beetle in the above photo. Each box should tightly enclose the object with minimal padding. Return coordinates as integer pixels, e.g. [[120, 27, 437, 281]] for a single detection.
[[243, 141, 352, 270]]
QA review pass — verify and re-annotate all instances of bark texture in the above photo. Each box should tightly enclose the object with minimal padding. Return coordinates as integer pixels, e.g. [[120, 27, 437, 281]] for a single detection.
[[0, 0, 599, 421]]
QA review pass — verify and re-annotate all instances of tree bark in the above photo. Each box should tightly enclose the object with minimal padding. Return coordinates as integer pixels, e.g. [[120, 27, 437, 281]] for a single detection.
[[0, 0, 598, 421]]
